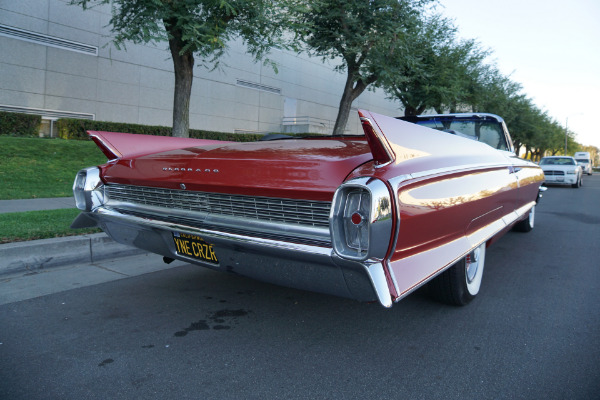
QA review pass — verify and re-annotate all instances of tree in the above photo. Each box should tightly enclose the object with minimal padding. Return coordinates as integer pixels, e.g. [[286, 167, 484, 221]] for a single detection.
[[382, 15, 455, 116], [71, 0, 284, 137], [508, 97, 545, 158], [381, 14, 490, 117], [290, 0, 432, 135]]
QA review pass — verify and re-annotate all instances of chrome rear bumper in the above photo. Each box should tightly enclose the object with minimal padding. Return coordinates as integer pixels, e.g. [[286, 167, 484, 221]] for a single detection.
[[76, 206, 390, 305]]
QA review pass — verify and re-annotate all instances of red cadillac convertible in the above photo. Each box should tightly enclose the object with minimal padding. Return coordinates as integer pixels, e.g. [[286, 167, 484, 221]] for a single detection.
[[72, 110, 544, 308]]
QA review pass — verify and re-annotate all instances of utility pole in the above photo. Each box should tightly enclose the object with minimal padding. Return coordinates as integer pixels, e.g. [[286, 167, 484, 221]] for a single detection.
[[564, 117, 568, 156]]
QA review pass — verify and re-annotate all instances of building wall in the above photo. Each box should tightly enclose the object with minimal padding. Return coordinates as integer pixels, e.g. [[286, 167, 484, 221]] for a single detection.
[[0, 0, 402, 135]]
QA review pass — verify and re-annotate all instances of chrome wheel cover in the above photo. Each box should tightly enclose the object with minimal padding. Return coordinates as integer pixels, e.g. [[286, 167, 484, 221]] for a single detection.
[[528, 205, 535, 228]]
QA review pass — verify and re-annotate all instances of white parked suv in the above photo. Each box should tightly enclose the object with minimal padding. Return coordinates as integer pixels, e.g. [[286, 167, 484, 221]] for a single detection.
[[539, 156, 583, 188]]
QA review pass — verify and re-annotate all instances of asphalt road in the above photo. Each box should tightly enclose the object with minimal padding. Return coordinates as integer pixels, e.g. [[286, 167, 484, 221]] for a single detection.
[[1, 175, 599, 400]]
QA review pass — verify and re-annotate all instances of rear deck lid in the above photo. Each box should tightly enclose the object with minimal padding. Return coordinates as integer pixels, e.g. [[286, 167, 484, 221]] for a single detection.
[[96, 133, 372, 201]]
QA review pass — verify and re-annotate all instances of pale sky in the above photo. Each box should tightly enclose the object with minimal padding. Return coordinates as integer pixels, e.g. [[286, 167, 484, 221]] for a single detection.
[[440, 0, 600, 150]]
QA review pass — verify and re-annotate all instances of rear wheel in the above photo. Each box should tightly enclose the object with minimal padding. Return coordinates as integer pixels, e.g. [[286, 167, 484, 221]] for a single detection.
[[513, 205, 535, 232], [428, 242, 486, 306]]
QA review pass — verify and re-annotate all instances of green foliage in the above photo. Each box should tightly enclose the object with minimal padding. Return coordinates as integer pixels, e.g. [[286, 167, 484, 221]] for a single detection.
[[382, 14, 491, 116], [0, 208, 100, 244], [0, 137, 107, 200], [288, 0, 433, 135], [56, 118, 265, 142], [70, 0, 287, 137], [0, 111, 41, 137], [57, 119, 170, 140], [72, 0, 285, 66]]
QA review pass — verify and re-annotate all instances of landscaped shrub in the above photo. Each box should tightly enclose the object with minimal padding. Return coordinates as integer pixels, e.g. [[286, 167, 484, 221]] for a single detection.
[[56, 119, 172, 140], [0, 111, 41, 137], [56, 118, 265, 142]]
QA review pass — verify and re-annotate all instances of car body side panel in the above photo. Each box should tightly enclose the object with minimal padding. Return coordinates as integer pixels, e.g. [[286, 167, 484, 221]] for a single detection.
[[349, 113, 544, 302], [513, 163, 546, 206], [386, 167, 519, 297]]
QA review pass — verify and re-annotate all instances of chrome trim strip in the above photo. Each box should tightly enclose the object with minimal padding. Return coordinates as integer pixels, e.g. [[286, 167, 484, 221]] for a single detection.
[[364, 262, 393, 308], [107, 202, 331, 246], [96, 207, 333, 257], [408, 162, 510, 180], [387, 175, 412, 193], [330, 177, 393, 261]]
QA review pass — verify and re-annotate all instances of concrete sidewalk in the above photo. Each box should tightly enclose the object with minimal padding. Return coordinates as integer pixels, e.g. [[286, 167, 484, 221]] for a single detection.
[[0, 196, 145, 276], [0, 197, 75, 213]]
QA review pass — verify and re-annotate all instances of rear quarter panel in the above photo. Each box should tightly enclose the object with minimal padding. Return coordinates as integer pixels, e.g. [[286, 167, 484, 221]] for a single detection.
[[349, 112, 544, 300]]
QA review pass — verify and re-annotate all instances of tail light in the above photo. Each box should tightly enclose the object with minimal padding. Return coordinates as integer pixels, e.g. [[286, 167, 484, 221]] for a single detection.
[[343, 189, 370, 253], [330, 177, 393, 261]]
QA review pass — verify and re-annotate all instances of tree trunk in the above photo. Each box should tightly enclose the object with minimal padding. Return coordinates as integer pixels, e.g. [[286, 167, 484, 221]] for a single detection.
[[166, 22, 194, 138], [332, 70, 368, 136], [403, 105, 418, 117]]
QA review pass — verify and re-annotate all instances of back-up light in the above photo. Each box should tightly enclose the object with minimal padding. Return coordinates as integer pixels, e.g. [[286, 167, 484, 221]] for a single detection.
[[330, 177, 394, 261], [343, 189, 370, 253]]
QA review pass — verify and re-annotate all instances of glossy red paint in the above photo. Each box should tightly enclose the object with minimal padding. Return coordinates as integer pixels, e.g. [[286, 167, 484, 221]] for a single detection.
[[358, 110, 511, 173], [89, 131, 228, 160], [352, 110, 544, 300], [98, 135, 373, 201]]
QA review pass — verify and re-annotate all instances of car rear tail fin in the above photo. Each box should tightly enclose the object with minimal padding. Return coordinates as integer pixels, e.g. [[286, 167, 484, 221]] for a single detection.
[[358, 110, 395, 166], [87, 131, 227, 160]]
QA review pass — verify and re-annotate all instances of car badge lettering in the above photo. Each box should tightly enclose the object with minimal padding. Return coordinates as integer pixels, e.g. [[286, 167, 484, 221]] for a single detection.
[[163, 167, 219, 173]]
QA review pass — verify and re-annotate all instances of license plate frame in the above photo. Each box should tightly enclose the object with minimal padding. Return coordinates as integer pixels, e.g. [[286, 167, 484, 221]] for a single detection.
[[172, 232, 219, 264]]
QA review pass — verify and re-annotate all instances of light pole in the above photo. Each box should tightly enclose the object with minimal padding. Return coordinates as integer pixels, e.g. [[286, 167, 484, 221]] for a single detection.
[[565, 117, 569, 156]]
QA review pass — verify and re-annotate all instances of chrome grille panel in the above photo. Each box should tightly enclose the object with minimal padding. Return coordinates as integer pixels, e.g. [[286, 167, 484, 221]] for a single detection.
[[543, 170, 564, 176], [105, 184, 331, 228]]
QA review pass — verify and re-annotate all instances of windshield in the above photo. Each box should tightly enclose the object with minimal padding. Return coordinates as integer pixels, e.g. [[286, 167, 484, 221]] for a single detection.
[[576, 159, 589, 164], [540, 158, 576, 165], [414, 118, 509, 151]]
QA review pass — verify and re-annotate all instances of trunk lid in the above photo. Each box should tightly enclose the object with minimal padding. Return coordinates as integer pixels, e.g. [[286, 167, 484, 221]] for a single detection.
[[100, 136, 372, 201]]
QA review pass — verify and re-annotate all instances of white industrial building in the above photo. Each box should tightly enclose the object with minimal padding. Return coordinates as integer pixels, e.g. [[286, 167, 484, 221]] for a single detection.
[[0, 0, 401, 136]]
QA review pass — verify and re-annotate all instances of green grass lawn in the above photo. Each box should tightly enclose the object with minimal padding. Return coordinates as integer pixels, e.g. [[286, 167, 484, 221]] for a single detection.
[[0, 208, 101, 244], [0, 137, 107, 200]]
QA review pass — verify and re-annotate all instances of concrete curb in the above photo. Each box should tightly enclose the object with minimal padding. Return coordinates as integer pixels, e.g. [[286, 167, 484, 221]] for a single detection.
[[0, 233, 145, 276]]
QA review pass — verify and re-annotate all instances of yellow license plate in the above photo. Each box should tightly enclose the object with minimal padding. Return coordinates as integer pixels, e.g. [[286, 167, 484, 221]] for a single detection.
[[172, 232, 218, 264]]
